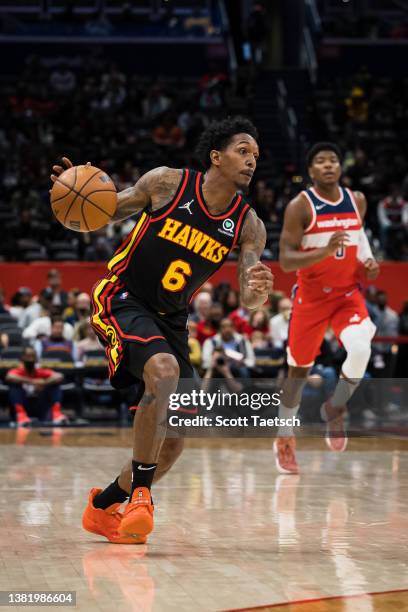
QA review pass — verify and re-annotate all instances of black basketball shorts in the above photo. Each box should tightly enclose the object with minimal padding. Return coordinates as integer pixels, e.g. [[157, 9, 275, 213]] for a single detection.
[[90, 274, 194, 391]]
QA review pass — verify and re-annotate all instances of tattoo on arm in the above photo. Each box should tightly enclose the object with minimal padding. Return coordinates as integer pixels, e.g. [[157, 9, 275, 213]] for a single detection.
[[112, 166, 183, 223], [139, 392, 156, 408], [238, 209, 266, 292]]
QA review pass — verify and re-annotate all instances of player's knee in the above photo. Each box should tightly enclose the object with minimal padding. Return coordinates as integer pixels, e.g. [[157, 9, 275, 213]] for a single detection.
[[144, 353, 180, 396], [347, 340, 371, 366]]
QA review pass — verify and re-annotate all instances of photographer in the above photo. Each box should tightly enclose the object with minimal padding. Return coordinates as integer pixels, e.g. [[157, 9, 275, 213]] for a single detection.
[[202, 318, 255, 385], [202, 348, 243, 393]]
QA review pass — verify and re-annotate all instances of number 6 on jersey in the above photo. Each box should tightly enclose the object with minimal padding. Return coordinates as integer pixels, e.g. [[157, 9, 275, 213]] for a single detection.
[[161, 259, 192, 292]]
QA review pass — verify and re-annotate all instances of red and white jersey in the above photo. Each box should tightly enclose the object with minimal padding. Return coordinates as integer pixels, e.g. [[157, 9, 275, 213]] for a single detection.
[[297, 186, 362, 296]]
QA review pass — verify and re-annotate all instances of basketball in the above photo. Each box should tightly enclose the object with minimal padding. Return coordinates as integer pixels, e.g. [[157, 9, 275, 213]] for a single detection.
[[50, 165, 117, 232]]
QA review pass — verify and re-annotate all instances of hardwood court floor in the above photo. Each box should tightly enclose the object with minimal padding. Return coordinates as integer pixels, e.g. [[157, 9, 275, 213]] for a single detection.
[[0, 430, 407, 612]]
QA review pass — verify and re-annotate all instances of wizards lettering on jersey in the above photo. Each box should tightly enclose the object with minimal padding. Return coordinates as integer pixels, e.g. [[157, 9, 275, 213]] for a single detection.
[[298, 186, 362, 292], [157, 217, 229, 264]]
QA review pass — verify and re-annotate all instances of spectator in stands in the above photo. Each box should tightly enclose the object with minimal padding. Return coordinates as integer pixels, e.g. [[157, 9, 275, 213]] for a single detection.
[[245, 308, 270, 337], [75, 321, 101, 361], [221, 288, 239, 315], [344, 148, 375, 193], [11, 209, 44, 245], [23, 310, 74, 342], [270, 297, 291, 349], [228, 301, 250, 335], [365, 286, 380, 326], [191, 291, 212, 323], [49, 62, 77, 96], [84, 235, 113, 261], [345, 87, 368, 125], [196, 302, 224, 345], [153, 113, 185, 148], [44, 268, 68, 309], [62, 288, 81, 321], [142, 84, 172, 119], [35, 316, 77, 360], [201, 317, 255, 378], [6, 346, 67, 426], [377, 185, 408, 258], [9, 287, 32, 325], [250, 330, 285, 379], [19, 287, 53, 328], [64, 292, 92, 338], [375, 290, 399, 377]]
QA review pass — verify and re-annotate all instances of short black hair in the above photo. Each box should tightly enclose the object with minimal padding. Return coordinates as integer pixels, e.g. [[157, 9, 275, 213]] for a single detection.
[[306, 142, 342, 168], [195, 116, 259, 169]]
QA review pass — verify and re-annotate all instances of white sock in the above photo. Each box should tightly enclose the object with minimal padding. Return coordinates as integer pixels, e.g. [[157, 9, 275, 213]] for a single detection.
[[277, 403, 300, 437], [330, 376, 359, 409]]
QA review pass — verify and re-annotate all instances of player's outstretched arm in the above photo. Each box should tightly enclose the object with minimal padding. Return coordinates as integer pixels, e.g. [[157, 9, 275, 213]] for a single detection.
[[279, 194, 350, 272], [50, 158, 183, 223], [111, 166, 184, 222], [238, 209, 274, 309]]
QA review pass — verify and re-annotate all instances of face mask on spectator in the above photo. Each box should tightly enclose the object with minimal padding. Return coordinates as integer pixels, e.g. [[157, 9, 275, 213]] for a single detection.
[[23, 360, 36, 373]]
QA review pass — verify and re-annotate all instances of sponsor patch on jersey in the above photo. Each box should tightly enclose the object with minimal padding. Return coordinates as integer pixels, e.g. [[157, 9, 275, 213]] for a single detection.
[[218, 218, 235, 237]]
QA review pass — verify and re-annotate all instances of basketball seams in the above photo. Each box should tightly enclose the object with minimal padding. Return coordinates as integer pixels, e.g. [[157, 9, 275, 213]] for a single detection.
[[81, 196, 90, 232], [52, 166, 117, 231], [63, 166, 79, 225]]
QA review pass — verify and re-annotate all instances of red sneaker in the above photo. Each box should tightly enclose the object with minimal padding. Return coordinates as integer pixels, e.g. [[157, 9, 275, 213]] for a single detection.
[[119, 487, 154, 538], [273, 437, 299, 474], [15, 403, 31, 428], [51, 402, 69, 425], [82, 488, 146, 544], [321, 401, 348, 452]]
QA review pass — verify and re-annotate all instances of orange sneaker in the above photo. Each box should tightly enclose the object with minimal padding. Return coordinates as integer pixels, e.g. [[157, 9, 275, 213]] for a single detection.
[[273, 437, 299, 474], [51, 402, 69, 425], [321, 401, 348, 452], [82, 488, 146, 544], [119, 487, 154, 538], [15, 403, 31, 427]]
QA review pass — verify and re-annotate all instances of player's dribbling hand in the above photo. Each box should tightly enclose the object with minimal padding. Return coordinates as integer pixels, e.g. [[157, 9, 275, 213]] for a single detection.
[[247, 262, 274, 295], [324, 230, 350, 256], [363, 258, 380, 280], [50, 157, 91, 185]]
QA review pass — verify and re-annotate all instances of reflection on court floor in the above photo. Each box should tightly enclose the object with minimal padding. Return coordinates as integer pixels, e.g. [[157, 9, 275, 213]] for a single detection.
[[0, 432, 407, 611]]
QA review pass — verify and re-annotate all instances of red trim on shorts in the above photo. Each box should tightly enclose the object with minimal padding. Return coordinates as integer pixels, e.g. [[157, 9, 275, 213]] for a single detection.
[[195, 172, 241, 220], [151, 169, 190, 222]]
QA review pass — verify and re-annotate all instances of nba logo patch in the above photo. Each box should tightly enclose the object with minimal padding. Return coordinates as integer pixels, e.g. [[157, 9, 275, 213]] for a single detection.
[[119, 291, 129, 300]]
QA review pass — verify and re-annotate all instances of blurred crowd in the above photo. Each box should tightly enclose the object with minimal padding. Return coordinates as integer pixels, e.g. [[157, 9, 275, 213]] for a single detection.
[[0, 51, 252, 262], [1, 270, 407, 426]]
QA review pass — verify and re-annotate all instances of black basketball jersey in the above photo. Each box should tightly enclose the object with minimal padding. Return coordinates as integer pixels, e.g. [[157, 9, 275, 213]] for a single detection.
[[106, 168, 251, 314]]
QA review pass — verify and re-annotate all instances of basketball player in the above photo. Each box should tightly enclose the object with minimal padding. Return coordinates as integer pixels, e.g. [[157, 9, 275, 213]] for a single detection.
[[51, 117, 273, 543], [274, 142, 379, 474]]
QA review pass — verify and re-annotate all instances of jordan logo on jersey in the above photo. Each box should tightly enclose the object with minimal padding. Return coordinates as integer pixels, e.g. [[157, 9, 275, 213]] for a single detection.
[[178, 199, 194, 215], [157, 217, 229, 264]]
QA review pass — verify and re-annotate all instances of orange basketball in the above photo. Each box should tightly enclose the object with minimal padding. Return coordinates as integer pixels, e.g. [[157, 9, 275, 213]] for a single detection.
[[50, 165, 117, 232]]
